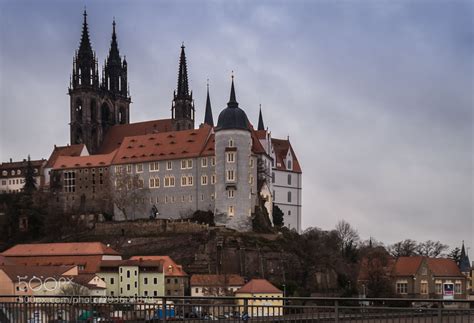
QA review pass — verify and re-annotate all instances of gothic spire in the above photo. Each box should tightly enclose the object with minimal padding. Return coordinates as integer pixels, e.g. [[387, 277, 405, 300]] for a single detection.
[[228, 73, 238, 108], [107, 18, 121, 63], [258, 104, 265, 130], [176, 44, 190, 99], [78, 9, 93, 58], [204, 80, 214, 126]]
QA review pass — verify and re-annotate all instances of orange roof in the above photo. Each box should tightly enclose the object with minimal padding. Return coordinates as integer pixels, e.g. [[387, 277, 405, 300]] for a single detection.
[[0, 265, 76, 281], [52, 151, 117, 170], [99, 119, 174, 154], [427, 258, 464, 277], [130, 256, 187, 277], [2, 242, 120, 257], [392, 256, 424, 276], [45, 144, 86, 168], [272, 138, 302, 173], [255, 130, 267, 140], [99, 259, 163, 271], [190, 274, 245, 287], [250, 128, 267, 155], [236, 279, 282, 294], [3, 255, 104, 274], [112, 125, 213, 164], [0, 255, 14, 265]]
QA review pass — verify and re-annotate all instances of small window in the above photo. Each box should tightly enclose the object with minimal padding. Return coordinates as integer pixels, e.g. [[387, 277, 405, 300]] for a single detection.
[[227, 152, 235, 163], [167, 161, 173, 170], [287, 191, 292, 203], [201, 175, 208, 185], [228, 189, 235, 198], [127, 284, 130, 291], [144, 277, 148, 284], [201, 158, 208, 167], [211, 157, 216, 166], [149, 162, 160, 172], [228, 138, 234, 147], [211, 174, 216, 184], [272, 172, 275, 183], [228, 205, 235, 216], [287, 160, 292, 169], [126, 164, 132, 173], [226, 170, 235, 182], [136, 164, 143, 173], [287, 174, 292, 185]]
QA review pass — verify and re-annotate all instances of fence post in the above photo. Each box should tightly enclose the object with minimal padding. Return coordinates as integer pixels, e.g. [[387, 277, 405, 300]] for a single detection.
[[162, 297, 167, 323], [437, 305, 442, 323], [335, 300, 339, 323]]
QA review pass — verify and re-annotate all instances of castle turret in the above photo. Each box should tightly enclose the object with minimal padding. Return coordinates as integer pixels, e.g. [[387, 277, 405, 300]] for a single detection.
[[214, 75, 256, 231]]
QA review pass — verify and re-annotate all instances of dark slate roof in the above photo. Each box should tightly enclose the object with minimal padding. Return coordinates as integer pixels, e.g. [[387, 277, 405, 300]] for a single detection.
[[215, 78, 250, 132]]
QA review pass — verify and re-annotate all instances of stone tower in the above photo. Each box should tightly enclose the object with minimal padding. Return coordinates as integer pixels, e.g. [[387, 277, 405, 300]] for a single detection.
[[69, 11, 131, 154], [214, 76, 256, 231], [171, 45, 195, 131]]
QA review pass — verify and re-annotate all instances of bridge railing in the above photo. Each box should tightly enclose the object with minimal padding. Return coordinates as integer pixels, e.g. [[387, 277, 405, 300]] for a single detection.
[[0, 295, 472, 322]]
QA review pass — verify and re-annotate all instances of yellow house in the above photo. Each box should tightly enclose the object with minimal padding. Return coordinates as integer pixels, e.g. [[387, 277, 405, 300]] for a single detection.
[[235, 279, 283, 317], [98, 259, 165, 297]]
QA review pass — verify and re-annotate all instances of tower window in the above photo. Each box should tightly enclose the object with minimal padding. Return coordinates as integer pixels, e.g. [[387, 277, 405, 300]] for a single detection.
[[226, 152, 235, 163], [201, 175, 208, 185], [228, 206, 235, 216], [287, 191, 292, 203], [228, 189, 235, 198], [228, 138, 234, 147], [226, 170, 235, 182], [288, 174, 292, 185], [201, 158, 208, 167]]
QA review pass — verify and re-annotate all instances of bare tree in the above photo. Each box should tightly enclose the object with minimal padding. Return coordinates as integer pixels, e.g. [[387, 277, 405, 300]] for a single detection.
[[388, 239, 448, 258], [109, 170, 149, 221], [335, 220, 360, 252], [60, 283, 91, 296], [415, 240, 448, 257]]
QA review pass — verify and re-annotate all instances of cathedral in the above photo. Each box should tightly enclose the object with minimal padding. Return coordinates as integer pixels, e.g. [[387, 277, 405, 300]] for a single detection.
[[48, 10, 302, 232]]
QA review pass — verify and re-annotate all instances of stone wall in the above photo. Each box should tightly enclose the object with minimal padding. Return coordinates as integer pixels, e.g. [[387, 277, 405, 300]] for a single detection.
[[93, 219, 209, 237]]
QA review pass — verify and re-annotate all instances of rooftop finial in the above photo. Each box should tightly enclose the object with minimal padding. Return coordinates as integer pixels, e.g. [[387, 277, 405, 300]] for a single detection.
[[181, 41, 185, 49], [228, 72, 238, 108]]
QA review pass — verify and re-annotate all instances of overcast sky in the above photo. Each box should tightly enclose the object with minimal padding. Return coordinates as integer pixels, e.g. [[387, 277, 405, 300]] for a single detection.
[[0, 0, 472, 253]]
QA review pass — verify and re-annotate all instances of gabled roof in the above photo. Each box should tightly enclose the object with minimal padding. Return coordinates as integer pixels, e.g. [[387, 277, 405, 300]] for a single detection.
[[0, 265, 76, 282], [45, 144, 86, 168], [255, 130, 267, 140], [392, 256, 423, 276], [99, 259, 163, 271], [392, 256, 464, 277], [427, 258, 464, 277], [0, 255, 14, 265], [272, 138, 302, 173], [112, 125, 213, 164], [190, 274, 245, 287], [98, 119, 174, 154], [236, 279, 282, 294], [130, 256, 187, 277], [2, 242, 120, 257], [52, 151, 117, 170]]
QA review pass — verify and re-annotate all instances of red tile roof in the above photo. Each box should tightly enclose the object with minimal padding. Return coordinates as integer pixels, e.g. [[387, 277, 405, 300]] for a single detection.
[[0, 265, 76, 281], [4, 255, 104, 274], [45, 144, 86, 168], [272, 138, 302, 173], [130, 256, 187, 277], [255, 130, 267, 140], [392, 257, 464, 277], [99, 259, 163, 271], [236, 279, 282, 294], [2, 242, 120, 257], [0, 255, 14, 265], [392, 257, 423, 276], [52, 151, 117, 170], [112, 125, 213, 164], [98, 119, 174, 154], [427, 258, 464, 277], [190, 274, 245, 287], [0, 159, 46, 178]]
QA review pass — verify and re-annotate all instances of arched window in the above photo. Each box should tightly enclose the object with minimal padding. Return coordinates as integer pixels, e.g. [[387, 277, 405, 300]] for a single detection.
[[78, 68, 82, 85], [75, 99, 83, 123], [101, 103, 110, 125], [119, 106, 126, 124], [90, 99, 97, 122], [287, 174, 292, 185], [75, 127, 83, 144]]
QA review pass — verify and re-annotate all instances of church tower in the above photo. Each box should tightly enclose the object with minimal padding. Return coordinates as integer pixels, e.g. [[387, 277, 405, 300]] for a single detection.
[[69, 11, 131, 154], [171, 45, 195, 131]]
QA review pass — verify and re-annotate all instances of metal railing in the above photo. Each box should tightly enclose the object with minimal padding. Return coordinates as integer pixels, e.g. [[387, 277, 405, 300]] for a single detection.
[[0, 295, 472, 322]]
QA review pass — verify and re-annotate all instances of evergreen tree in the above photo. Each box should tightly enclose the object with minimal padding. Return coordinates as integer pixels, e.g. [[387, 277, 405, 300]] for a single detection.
[[272, 204, 284, 228], [23, 155, 37, 194]]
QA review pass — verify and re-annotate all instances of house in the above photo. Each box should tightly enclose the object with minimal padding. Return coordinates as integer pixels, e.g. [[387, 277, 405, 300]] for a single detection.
[[392, 256, 467, 299], [1, 242, 122, 273], [235, 279, 283, 317], [0, 158, 47, 194], [130, 255, 188, 296], [190, 274, 245, 297], [97, 259, 165, 297]]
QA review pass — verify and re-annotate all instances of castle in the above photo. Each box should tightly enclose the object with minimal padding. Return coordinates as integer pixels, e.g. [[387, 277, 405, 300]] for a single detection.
[[44, 10, 302, 232]]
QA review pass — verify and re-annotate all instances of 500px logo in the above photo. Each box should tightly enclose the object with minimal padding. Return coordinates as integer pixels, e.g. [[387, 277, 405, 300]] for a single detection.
[[17, 276, 74, 292]]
